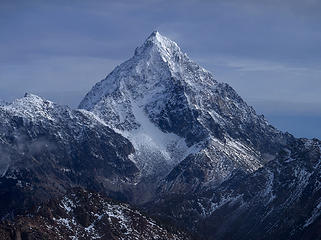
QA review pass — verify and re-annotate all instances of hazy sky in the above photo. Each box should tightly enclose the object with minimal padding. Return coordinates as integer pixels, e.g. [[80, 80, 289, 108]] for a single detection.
[[0, 0, 320, 138]]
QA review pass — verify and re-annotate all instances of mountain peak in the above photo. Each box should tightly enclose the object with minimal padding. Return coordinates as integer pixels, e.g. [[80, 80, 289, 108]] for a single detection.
[[20, 93, 52, 106], [23, 92, 42, 99], [146, 30, 170, 44], [147, 30, 160, 39], [134, 31, 181, 58], [79, 31, 216, 112], [79, 31, 217, 113], [2, 93, 56, 120]]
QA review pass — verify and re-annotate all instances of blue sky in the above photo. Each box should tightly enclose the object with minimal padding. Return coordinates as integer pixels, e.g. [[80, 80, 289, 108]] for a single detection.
[[0, 0, 320, 139]]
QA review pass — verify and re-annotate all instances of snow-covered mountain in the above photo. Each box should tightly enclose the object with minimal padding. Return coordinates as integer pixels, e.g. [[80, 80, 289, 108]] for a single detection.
[[79, 31, 292, 195], [0, 31, 320, 240], [0, 93, 139, 217]]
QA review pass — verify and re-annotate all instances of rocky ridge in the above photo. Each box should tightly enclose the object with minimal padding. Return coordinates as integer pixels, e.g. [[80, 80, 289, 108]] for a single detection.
[[0, 188, 192, 240], [149, 138, 321, 240], [0, 93, 138, 217]]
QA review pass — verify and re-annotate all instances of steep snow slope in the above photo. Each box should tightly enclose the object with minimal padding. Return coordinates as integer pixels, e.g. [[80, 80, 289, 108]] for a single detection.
[[79, 31, 291, 190]]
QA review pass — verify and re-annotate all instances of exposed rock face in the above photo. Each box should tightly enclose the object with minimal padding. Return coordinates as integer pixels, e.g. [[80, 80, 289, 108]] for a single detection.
[[0, 94, 138, 218], [150, 138, 321, 240], [0, 188, 192, 240]]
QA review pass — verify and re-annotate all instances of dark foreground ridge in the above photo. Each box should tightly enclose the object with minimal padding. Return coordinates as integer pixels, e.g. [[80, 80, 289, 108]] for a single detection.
[[0, 187, 192, 240]]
